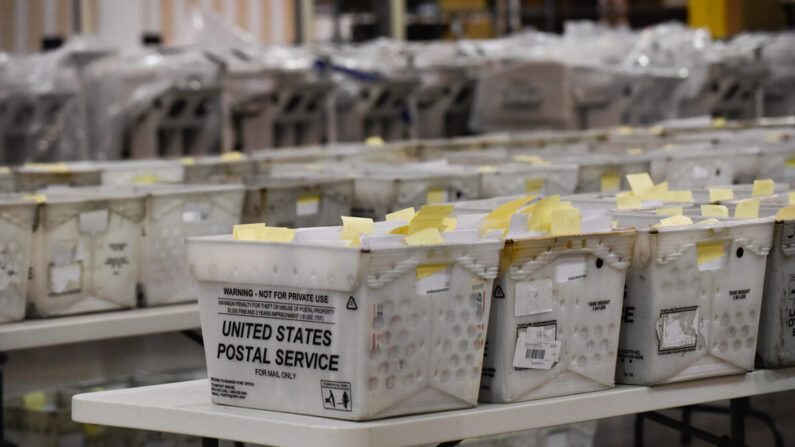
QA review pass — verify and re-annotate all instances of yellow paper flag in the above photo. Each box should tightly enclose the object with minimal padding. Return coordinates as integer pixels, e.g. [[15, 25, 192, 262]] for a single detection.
[[365, 136, 385, 146], [408, 205, 454, 235], [618, 126, 634, 135], [426, 188, 446, 204], [389, 225, 409, 235], [752, 179, 774, 197], [405, 227, 444, 246], [513, 155, 550, 166], [697, 241, 725, 264], [477, 165, 499, 173], [416, 263, 447, 279], [656, 206, 683, 216], [790, 192, 795, 205], [627, 148, 644, 156], [656, 215, 693, 227], [220, 151, 243, 162], [341, 216, 374, 246], [0, 166, 10, 174], [26, 162, 69, 173], [133, 174, 159, 184], [527, 195, 560, 232], [709, 188, 734, 203], [701, 204, 729, 218], [550, 207, 581, 236], [181, 157, 195, 165], [786, 158, 795, 168], [626, 173, 655, 196], [601, 173, 620, 191], [442, 217, 457, 231], [735, 199, 760, 218], [23, 194, 47, 204], [483, 196, 536, 236], [233, 223, 267, 241], [662, 190, 693, 203], [525, 179, 545, 194], [616, 191, 642, 210], [775, 206, 795, 221], [386, 207, 416, 222], [712, 117, 726, 128], [23, 391, 46, 411]]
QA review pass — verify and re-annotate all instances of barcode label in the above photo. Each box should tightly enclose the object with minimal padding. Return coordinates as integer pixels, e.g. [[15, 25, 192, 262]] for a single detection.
[[526, 348, 545, 360]]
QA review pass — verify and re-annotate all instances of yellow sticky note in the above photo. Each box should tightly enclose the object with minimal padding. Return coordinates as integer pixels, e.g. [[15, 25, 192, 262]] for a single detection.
[[611, 220, 618, 229], [786, 158, 795, 168], [626, 173, 655, 196], [477, 165, 499, 173], [698, 218, 720, 224], [409, 205, 454, 234], [752, 179, 775, 197], [389, 225, 408, 235], [23, 391, 46, 411], [775, 206, 795, 221], [663, 143, 678, 151], [709, 188, 734, 203], [0, 166, 10, 174], [698, 241, 725, 265], [512, 155, 550, 166], [618, 126, 634, 135], [220, 151, 243, 162], [656, 207, 683, 216], [23, 194, 47, 204], [627, 148, 644, 156], [649, 125, 664, 136], [701, 204, 729, 217], [386, 207, 416, 222], [298, 194, 320, 205], [426, 188, 446, 204], [233, 223, 266, 241], [735, 199, 760, 218], [443, 217, 457, 231], [640, 182, 669, 200], [789, 192, 795, 205], [133, 174, 159, 184], [487, 196, 536, 220], [365, 136, 385, 146], [601, 173, 619, 191], [663, 190, 693, 203], [550, 207, 581, 236], [416, 263, 447, 280], [616, 191, 642, 210], [304, 164, 324, 171], [712, 117, 726, 128], [181, 157, 195, 165], [341, 216, 373, 246], [404, 227, 444, 246], [656, 215, 693, 227], [26, 162, 69, 173], [261, 227, 296, 242], [525, 179, 545, 194], [527, 195, 560, 232]]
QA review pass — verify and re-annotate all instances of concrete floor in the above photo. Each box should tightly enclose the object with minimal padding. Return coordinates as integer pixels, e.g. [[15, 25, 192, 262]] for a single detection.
[[594, 390, 795, 446]]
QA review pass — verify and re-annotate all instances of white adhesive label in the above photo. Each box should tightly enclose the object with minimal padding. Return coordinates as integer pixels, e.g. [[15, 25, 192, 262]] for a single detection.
[[296, 194, 321, 216], [416, 267, 451, 295], [514, 279, 554, 317], [512, 325, 561, 369], [657, 307, 699, 353], [49, 262, 82, 295], [547, 431, 568, 447], [692, 165, 709, 180], [182, 202, 211, 223], [78, 209, 108, 234], [554, 255, 586, 282]]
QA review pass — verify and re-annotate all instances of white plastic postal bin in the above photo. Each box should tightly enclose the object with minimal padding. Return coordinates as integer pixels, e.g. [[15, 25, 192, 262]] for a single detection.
[[0, 197, 36, 323], [27, 191, 145, 317], [613, 214, 773, 385], [553, 154, 651, 193], [138, 184, 245, 306], [479, 230, 635, 403], [456, 421, 598, 447], [243, 177, 354, 228], [646, 146, 748, 189], [67, 159, 186, 186], [756, 204, 795, 368], [186, 235, 502, 420], [14, 165, 101, 192], [477, 164, 579, 198]]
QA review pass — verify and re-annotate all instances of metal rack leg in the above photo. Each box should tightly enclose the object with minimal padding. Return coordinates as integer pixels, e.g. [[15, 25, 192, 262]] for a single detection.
[[681, 406, 693, 445], [634, 414, 644, 447], [0, 352, 17, 447], [201, 437, 219, 447], [730, 398, 748, 447]]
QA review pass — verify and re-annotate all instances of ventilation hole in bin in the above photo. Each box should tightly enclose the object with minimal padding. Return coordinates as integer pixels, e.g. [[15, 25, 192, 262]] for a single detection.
[[577, 356, 587, 367], [749, 309, 756, 319], [406, 344, 416, 357], [386, 376, 396, 389], [460, 309, 470, 322], [735, 312, 743, 323], [409, 313, 419, 325], [452, 325, 461, 337], [594, 326, 603, 337], [586, 340, 594, 352], [382, 332, 391, 344], [378, 362, 389, 374], [440, 370, 451, 383], [593, 353, 601, 364], [740, 325, 749, 337], [388, 346, 398, 358], [719, 341, 728, 352], [442, 339, 452, 352], [457, 368, 466, 381], [390, 315, 402, 327], [398, 329, 409, 341], [451, 354, 460, 367], [721, 313, 730, 326], [746, 337, 755, 348], [368, 377, 379, 390], [729, 326, 736, 336], [472, 339, 481, 350], [733, 340, 742, 351], [467, 325, 476, 337], [600, 339, 609, 351]]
